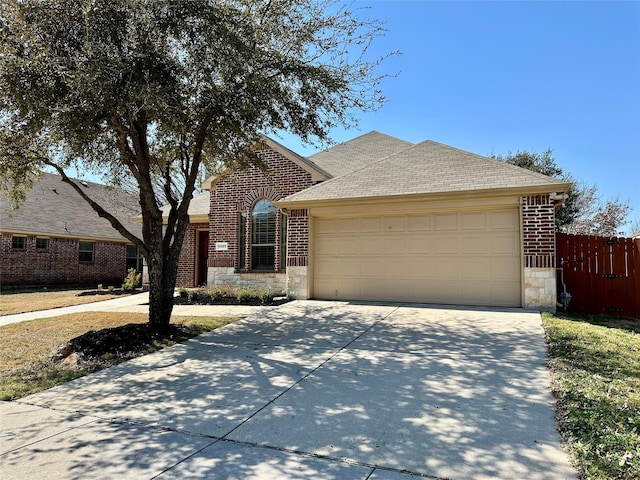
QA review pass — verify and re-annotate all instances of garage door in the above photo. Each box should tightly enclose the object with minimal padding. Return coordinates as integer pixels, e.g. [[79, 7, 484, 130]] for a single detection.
[[313, 209, 521, 307]]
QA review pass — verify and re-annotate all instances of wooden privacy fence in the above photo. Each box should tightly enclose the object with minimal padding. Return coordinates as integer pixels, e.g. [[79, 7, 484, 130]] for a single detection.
[[556, 233, 640, 318]]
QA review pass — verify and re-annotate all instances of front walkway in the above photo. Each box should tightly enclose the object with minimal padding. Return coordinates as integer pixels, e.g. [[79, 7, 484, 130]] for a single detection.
[[1, 301, 576, 479], [0, 292, 266, 327]]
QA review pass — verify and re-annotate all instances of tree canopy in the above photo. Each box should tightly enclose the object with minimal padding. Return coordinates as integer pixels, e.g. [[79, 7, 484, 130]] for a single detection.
[[493, 149, 632, 236], [0, 0, 393, 328]]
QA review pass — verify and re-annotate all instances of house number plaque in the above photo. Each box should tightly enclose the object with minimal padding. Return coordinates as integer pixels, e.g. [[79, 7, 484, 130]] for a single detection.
[[215, 242, 229, 251]]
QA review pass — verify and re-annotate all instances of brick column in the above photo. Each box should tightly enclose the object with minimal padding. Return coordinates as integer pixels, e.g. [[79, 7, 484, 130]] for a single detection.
[[521, 195, 557, 312], [286, 208, 309, 298]]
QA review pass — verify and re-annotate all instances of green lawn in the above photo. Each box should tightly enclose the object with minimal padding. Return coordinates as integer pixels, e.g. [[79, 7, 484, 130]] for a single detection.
[[542, 312, 640, 480]]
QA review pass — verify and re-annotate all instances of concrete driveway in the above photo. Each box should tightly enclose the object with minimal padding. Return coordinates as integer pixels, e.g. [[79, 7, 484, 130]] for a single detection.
[[1, 301, 576, 479]]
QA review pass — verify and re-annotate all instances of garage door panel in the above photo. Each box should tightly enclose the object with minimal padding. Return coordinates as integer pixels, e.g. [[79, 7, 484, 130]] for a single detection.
[[408, 215, 431, 231], [313, 209, 521, 307], [408, 257, 432, 277], [461, 212, 487, 229], [492, 282, 521, 306], [407, 236, 429, 254], [361, 258, 383, 276], [435, 213, 458, 230], [360, 238, 382, 254], [433, 237, 458, 254], [491, 258, 520, 281], [461, 282, 492, 304], [381, 258, 407, 277], [432, 257, 460, 278], [383, 216, 406, 232], [490, 210, 519, 229], [460, 258, 490, 279], [461, 236, 488, 254], [490, 234, 520, 255], [360, 217, 381, 233], [432, 281, 461, 304]]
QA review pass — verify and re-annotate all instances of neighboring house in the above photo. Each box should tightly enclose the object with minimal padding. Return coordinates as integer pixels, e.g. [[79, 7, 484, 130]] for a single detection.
[[176, 131, 571, 312], [1, 172, 143, 287]]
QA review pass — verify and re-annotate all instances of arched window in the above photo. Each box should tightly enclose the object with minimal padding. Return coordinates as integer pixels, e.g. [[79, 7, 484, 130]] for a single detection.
[[251, 199, 277, 270]]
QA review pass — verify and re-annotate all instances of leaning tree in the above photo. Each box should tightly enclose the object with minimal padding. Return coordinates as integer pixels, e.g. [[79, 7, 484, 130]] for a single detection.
[[0, 0, 392, 329]]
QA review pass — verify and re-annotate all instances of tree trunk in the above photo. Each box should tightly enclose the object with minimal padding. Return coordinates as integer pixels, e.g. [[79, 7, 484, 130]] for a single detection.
[[147, 262, 175, 331], [144, 209, 190, 332]]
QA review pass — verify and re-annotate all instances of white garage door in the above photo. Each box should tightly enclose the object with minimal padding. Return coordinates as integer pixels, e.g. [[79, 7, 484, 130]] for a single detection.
[[313, 209, 521, 307]]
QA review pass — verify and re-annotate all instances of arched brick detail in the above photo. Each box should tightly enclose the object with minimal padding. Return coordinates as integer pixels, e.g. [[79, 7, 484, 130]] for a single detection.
[[240, 187, 281, 211]]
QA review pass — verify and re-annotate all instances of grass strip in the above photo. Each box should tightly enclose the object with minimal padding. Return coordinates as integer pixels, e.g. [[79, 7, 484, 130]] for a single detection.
[[542, 312, 640, 480]]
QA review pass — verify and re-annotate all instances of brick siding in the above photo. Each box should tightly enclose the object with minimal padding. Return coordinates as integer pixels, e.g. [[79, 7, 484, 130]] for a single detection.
[[287, 208, 309, 267], [176, 222, 208, 288], [522, 195, 556, 268], [1, 233, 127, 286], [210, 147, 314, 276]]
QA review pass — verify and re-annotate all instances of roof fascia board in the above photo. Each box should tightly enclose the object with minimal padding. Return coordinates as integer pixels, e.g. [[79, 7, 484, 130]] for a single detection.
[[276, 182, 573, 210], [0, 229, 132, 244]]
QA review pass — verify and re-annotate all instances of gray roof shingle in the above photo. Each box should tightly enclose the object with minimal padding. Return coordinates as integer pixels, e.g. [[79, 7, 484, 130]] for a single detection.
[[282, 138, 571, 203], [159, 191, 210, 218], [1, 172, 141, 241], [309, 131, 414, 177]]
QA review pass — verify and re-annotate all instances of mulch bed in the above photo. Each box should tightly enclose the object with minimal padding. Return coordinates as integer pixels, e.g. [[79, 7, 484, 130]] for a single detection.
[[64, 323, 187, 358]]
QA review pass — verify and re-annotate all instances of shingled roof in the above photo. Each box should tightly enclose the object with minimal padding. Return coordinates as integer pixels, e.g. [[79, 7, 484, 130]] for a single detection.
[[159, 191, 210, 221], [309, 131, 413, 177], [1, 172, 141, 241], [281, 136, 572, 204]]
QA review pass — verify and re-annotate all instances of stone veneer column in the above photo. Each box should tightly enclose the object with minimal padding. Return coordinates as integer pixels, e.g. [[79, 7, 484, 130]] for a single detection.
[[521, 195, 557, 312], [286, 208, 309, 299]]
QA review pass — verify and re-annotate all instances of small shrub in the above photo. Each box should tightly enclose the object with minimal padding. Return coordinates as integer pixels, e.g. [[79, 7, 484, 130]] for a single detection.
[[122, 268, 141, 291], [107, 286, 115, 292], [237, 288, 252, 303], [259, 288, 274, 305], [210, 289, 223, 300], [178, 287, 188, 298], [188, 290, 199, 302], [218, 284, 236, 297]]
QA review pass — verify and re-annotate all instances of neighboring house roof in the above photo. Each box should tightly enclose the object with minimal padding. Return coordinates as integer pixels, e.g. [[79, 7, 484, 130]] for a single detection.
[[308, 131, 413, 177], [281, 137, 572, 205], [158, 191, 210, 223], [1, 172, 141, 242]]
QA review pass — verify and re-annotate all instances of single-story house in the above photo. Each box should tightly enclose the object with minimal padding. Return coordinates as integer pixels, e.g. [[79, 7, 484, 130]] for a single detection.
[[177, 131, 571, 312], [1, 172, 143, 287]]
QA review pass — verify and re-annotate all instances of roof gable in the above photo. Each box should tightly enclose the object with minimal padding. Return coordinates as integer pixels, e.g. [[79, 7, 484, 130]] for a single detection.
[[308, 131, 413, 177], [281, 139, 572, 204], [201, 135, 330, 190]]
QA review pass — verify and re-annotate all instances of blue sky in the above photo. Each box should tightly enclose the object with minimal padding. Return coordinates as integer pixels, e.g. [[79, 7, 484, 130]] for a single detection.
[[277, 1, 640, 232]]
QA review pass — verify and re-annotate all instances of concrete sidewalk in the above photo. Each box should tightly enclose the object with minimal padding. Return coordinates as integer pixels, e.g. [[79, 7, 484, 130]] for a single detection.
[[0, 301, 577, 479], [0, 292, 268, 327]]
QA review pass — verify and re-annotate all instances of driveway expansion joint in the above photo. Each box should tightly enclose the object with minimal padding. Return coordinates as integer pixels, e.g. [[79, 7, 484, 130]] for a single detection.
[[219, 306, 401, 441]]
